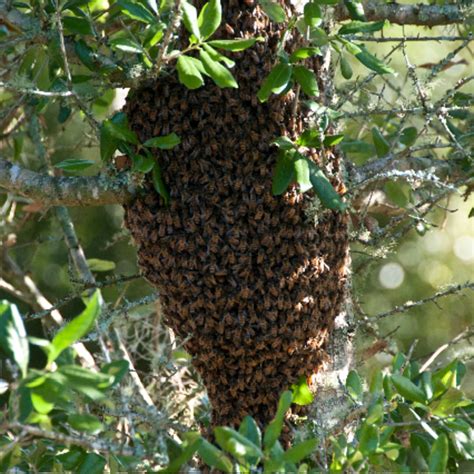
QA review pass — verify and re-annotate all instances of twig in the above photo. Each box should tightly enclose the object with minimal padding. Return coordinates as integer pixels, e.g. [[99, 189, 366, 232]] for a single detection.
[[419, 327, 474, 372], [372, 282, 474, 320], [153, 0, 182, 77], [3, 422, 134, 456]]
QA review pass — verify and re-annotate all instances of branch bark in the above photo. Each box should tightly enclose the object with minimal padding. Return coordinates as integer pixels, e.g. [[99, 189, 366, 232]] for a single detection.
[[0, 158, 135, 206], [335, 2, 466, 26]]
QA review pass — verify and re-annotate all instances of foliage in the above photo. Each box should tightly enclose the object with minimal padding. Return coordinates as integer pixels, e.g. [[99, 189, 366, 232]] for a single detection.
[[1, 301, 472, 471]]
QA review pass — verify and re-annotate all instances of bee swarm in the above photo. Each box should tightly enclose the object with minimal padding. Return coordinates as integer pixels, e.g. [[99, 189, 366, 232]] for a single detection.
[[124, 0, 349, 428]]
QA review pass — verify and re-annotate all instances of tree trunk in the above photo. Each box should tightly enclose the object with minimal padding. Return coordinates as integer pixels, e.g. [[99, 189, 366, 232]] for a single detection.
[[123, 0, 349, 429]]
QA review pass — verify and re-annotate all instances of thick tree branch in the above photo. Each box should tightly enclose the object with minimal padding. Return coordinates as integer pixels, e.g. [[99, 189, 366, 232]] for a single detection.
[[0, 158, 135, 206], [335, 2, 466, 26]]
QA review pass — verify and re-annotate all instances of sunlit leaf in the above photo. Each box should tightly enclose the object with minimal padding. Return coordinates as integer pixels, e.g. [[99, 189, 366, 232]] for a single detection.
[[117, 0, 155, 23], [291, 376, 314, 405], [198, 0, 221, 39], [208, 38, 261, 51], [0, 301, 29, 378], [257, 62, 292, 102], [391, 374, 427, 404], [176, 55, 205, 89], [292, 65, 319, 97], [48, 290, 101, 364], [144, 133, 181, 149], [199, 50, 238, 88]]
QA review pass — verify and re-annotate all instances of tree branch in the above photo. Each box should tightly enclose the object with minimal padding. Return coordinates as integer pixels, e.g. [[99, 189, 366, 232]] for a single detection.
[[0, 158, 135, 206], [335, 2, 466, 26]]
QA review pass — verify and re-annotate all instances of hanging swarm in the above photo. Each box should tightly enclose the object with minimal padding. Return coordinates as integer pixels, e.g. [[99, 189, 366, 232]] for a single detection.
[[123, 0, 349, 428]]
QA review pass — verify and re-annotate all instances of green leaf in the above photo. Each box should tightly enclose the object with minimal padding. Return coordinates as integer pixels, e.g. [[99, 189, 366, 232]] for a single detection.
[[199, 50, 238, 88], [372, 127, 390, 157], [391, 374, 427, 404], [307, 160, 346, 211], [54, 158, 95, 172], [77, 453, 107, 474], [430, 388, 470, 417], [208, 38, 261, 51], [159, 433, 201, 474], [358, 423, 379, 454], [198, 0, 221, 39], [354, 45, 394, 75], [176, 55, 205, 89], [429, 434, 448, 474], [182, 1, 201, 40], [399, 127, 418, 147], [272, 136, 295, 150], [63, 16, 94, 36], [198, 438, 233, 473], [313, 0, 339, 4], [340, 56, 353, 79], [214, 427, 263, 461], [259, 0, 286, 22], [74, 39, 95, 69], [292, 65, 319, 97], [304, 2, 322, 27], [264, 391, 293, 449], [86, 259, 116, 272], [202, 44, 235, 68], [144, 132, 181, 149], [109, 38, 143, 54], [152, 163, 170, 204], [344, 0, 366, 21], [346, 370, 363, 399], [131, 153, 155, 173], [366, 402, 383, 424], [239, 416, 262, 448], [257, 62, 292, 102], [101, 359, 129, 387], [272, 150, 295, 195], [324, 134, 344, 146], [289, 47, 321, 62], [117, 0, 155, 23], [0, 301, 29, 378], [48, 290, 101, 364], [102, 118, 138, 145], [68, 413, 104, 434], [339, 20, 385, 35], [291, 376, 314, 405], [282, 438, 318, 463], [100, 125, 117, 162], [60, 365, 114, 389]]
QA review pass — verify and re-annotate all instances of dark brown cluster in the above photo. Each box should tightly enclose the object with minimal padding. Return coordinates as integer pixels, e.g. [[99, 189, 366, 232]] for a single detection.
[[123, 0, 349, 428]]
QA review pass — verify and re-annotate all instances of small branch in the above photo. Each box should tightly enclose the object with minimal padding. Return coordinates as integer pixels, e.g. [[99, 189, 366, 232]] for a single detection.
[[372, 281, 474, 320], [345, 34, 472, 43], [335, 2, 466, 26], [153, 0, 182, 77], [0, 158, 135, 206], [3, 422, 134, 456], [419, 327, 474, 372]]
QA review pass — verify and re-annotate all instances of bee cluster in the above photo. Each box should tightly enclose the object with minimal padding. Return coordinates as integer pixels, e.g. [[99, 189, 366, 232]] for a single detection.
[[124, 0, 349, 428]]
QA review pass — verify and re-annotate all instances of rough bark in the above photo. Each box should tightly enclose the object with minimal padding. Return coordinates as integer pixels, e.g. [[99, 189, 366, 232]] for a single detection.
[[335, 1, 466, 26], [0, 158, 135, 207], [123, 0, 350, 429]]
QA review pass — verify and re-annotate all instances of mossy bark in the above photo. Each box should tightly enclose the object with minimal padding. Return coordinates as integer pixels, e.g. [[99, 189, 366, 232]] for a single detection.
[[123, 0, 349, 428]]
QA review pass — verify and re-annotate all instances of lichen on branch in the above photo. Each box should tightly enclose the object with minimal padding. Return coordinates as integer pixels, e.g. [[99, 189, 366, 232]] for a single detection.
[[0, 158, 135, 207]]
